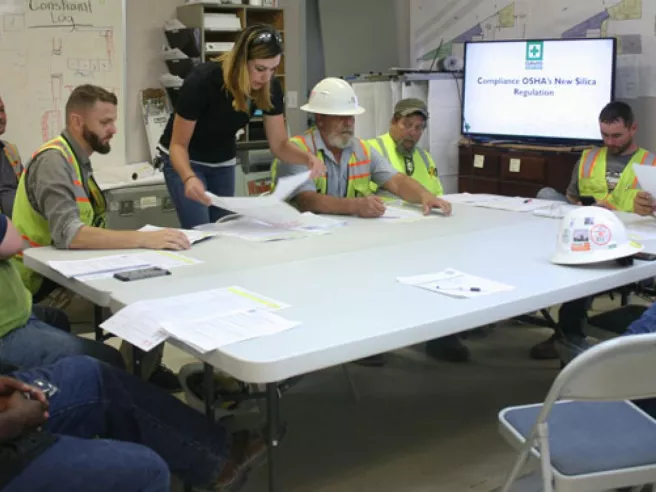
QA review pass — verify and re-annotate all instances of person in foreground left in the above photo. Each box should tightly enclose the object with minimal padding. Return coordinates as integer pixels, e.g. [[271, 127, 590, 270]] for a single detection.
[[0, 355, 265, 492]]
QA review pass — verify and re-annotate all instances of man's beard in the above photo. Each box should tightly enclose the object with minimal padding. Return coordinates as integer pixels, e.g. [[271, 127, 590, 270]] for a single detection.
[[328, 132, 353, 149], [395, 138, 416, 157], [83, 125, 111, 154]]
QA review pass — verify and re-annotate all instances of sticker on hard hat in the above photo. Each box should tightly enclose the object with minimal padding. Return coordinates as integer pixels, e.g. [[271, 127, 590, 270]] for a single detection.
[[572, 243, 591, 252], [584, 217, 594, 225], [572, 229, 589, 243], [590, 224, 612, 246]]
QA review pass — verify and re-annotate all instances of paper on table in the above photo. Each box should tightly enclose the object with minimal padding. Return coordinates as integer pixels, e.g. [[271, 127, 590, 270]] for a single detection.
[[161, 310, 300, 352], [475, 197, 553, 212], [440, 193, 504, 204], [293, 212, 348, 231], [626, 218, 656, 241], [533, 203, 580, 219], [271, 171, 311, 201], [140, 224, 217, 244], [379, 205, 428, 222], [100, 286, 291, 351], [48, 255, 151, 279], [397, 268, 515, 298], [99, 304, 169, 351], [205, 191, 303, 227], [633, 163, 656, 196], [76, 251, 203, 282], [201, 217, 316, 242]]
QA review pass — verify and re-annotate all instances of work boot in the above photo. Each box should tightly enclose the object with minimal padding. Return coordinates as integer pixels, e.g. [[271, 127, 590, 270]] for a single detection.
[[425, 335, 470, 363], [529, 334, 559, 360]]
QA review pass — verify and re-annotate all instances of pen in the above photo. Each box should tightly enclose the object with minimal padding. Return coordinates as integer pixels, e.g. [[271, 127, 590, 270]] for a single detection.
[[523, 199, 532, 204], [436, 286, 481, 292]]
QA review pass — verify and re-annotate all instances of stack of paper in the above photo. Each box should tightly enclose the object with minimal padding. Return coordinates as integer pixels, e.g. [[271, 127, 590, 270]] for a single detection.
[[475, 197, 554, 212], [397, 268, 515, 298], [533, 203, 580, 219], [139, 224, 217, 245], [100, 286, 299, 352], [379, 205, 428, 222], [47, 251, 202, 281]]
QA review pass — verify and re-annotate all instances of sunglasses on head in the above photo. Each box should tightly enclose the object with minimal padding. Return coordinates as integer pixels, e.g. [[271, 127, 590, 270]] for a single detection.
[[251, 29, 283, 48]]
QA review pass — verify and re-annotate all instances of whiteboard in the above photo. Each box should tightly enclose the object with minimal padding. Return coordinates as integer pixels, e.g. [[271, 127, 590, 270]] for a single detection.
[[0, 0, 126, 168]]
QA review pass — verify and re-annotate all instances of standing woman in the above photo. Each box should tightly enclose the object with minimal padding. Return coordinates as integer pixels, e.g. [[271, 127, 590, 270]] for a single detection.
[[158, 24, 324, 228]]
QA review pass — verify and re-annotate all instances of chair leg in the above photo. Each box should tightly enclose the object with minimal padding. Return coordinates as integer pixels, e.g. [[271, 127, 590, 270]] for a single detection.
[[341, 364, 359, 403], [500, 437, 536, 492], [538, 423, 554, 492]]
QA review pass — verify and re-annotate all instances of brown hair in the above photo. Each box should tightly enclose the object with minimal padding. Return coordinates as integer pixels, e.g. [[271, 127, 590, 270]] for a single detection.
[[218, 24, 283, 113], [65, 84, 117, 121]]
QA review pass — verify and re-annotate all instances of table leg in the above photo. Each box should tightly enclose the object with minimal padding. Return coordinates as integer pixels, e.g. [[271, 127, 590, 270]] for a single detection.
[[93, 305, 104, 341], [132, 346, 144, 378], [203, 363, 215, 421], [266, 382, 281, 492]]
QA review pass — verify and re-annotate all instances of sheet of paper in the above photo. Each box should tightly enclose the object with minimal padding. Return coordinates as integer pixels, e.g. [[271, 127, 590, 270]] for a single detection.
[[139, 224, 218, 245], [198, 217, 319, 242], [271, 171, 311, 201], [100, 286, 292, 351], [48, 255, 151, 279], [533, 203, 580, 219], [379, 205, 428, 222], [475, 197, 554, 212], [633, 163, 656, 196], [76, 251, 202, 282], [626, 218, 656, 241], [206, 191, 303, 227], [441, 193, 504, 205], [398, 268, 515, 298], [293, 212, 348, 231], [100, 305, 169, 352], [161, 310, 300, 352]]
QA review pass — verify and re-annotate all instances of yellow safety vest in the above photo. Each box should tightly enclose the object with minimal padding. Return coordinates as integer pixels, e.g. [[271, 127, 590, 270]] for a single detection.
[[366, 133, 443, 196], [271, 127, 373, 198], [578, 146, 656, 212], [0, 141, 22, 215], [11, 136, 106, 294]]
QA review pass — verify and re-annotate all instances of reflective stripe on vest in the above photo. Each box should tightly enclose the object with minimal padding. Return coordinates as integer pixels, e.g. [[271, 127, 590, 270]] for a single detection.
[[579, 147, 603, 179], [3, 142, 21, 179]]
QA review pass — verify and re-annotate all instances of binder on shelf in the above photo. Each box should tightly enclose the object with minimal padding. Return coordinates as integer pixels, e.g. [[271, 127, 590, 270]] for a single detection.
[[164, 27, 201, 58], [165, 58, 196, 79]]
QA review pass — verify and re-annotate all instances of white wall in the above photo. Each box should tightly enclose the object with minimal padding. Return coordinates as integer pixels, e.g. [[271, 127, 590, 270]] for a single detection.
[[125, 0, 182, 164], [317, 0, 400, 77]]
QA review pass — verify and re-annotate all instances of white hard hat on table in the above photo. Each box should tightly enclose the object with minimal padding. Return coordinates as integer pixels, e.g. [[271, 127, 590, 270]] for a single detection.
[[551, 206, 642, 265], [300, 77, 366, 116]]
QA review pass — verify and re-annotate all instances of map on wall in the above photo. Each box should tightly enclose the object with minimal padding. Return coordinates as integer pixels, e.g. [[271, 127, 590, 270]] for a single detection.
[[411, 0, 656, 98]]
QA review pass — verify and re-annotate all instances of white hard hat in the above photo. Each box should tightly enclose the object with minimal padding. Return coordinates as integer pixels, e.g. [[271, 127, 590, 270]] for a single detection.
[[551, 206, 643, 265], [300, 77, 365, 116]]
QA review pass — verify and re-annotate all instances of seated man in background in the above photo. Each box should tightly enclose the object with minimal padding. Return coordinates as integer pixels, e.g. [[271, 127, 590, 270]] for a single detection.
[[273, 78, 451, 366], [531, 100, 656, 360], [0, 95, 23, 218], [366, 98, 468, 363], [0, 213, 124, 370], [0, 355, 265, 491], [11, 84, 190, 389], [273, 77, 451, 219]]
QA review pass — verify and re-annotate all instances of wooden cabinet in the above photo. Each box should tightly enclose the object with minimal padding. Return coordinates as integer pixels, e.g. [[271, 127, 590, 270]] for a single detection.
[[458, 144, 581, 196]]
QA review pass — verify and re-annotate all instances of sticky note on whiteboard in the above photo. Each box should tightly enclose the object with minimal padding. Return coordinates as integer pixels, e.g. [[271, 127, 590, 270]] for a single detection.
[[509, 158, 521, 173], [473, 154, 485, 168]]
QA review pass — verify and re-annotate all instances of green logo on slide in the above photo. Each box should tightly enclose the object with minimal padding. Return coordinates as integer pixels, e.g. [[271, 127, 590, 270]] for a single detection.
[[525, 41, 544, 70]]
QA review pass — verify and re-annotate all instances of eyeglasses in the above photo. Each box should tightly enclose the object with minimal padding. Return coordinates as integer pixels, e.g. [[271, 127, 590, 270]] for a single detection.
[[252, 30, 283, 49]]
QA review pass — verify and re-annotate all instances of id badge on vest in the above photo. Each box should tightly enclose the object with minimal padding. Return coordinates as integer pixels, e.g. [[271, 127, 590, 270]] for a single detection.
[[404, 156, 414, 176]]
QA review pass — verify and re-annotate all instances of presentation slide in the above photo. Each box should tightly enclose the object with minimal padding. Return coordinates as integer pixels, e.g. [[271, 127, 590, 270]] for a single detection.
[[462, 39, 615, 141]]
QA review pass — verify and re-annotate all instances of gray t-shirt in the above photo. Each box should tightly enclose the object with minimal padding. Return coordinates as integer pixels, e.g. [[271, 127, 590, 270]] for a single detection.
[[566, 150, 632, 198], [0, 145, 20, 217], [25, 130, 93, 248], [276, 132, 398, 198]]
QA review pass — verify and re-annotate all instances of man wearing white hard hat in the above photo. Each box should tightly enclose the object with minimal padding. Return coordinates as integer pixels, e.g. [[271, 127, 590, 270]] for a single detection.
[[271, 78, 451, 219]]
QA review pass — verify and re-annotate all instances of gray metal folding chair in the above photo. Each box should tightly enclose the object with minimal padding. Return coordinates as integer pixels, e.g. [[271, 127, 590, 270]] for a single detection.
[[498, 332, 656, 492]]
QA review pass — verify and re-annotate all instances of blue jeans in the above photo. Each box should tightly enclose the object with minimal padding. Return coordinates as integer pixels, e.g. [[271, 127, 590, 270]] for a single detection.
[[0, 313, 125, 370], [162, 154, 236, 229], [4, 356, 231, 490]]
